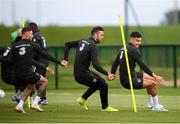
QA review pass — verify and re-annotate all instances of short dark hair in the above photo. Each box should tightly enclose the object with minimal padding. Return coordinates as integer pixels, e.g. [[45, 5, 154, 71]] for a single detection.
[[91, 26, 104, 35], [28, 22, 39, 33], [130, 32, 142, 38], [21, 27, 32, 34]]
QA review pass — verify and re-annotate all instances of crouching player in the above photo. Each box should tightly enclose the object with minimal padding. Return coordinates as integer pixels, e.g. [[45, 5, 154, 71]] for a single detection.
[[109, 32, 168, 112]]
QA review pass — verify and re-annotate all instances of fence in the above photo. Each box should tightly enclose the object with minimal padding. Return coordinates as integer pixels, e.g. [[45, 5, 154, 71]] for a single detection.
[[46, 45, 180, 89]]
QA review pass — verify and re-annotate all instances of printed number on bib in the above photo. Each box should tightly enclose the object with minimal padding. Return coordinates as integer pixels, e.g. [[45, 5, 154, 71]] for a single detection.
[[120, 51, 124, 59], [79, 43, 85, 51], [3, 48, 10, 57], [19, 47, 26, 55]]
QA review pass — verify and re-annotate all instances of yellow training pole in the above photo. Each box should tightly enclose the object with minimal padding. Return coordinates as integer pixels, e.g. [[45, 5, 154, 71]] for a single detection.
[[21, 18, 31, 108], [118, 16, 137, 112], [27, 96, 31, 108], [21, 18, 25, 28]]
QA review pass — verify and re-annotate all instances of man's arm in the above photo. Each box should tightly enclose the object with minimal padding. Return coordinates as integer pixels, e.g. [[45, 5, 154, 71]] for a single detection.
[[39, 36, 47, 50], [0, 47, 12, 63], [131, 50, 153, 76], [111, 51, 120, 74], [60, 40, 80, 68], [34, 33, 47, 50], [33, 43, 61, 65], [107, 52, 120, 81], [64, 40, 80, 61], [131, 50, 164, 84], [0, 55, 3, 62], [91, 45, 108, 76], [0, 47, 5, 54]]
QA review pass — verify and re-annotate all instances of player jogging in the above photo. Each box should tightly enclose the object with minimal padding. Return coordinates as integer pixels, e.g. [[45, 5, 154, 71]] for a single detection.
[[61, 26, 119, 112]]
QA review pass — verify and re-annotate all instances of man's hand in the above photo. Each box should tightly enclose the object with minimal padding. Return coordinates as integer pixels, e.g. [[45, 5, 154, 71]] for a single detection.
[[60, 60, 68, 68], [46, 66, 55, 75], [107, 73, 116, 81], [152, 73, 164, 85]]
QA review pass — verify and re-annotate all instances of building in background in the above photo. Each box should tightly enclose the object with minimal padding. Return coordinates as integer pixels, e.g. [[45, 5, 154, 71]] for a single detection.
[[165, 10, 180, 24]]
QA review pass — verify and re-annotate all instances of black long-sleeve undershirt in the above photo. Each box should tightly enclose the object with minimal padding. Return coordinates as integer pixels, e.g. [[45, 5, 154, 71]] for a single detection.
[[64, 38, 108, 76], [11, 39, 60, 76], [111, 43, 153, 77]]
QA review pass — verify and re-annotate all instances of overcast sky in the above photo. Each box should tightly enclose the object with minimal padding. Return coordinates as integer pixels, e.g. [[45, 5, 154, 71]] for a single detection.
[[0, 0, 179, 26]]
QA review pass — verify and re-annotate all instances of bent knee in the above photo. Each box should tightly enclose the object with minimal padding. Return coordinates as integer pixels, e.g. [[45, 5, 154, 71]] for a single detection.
[[100, 81, 108, 89], [143, 78, 157, 87], [39, 76, 48, 85], [44, 78, 48, 85], [103, 82, 108, 88]]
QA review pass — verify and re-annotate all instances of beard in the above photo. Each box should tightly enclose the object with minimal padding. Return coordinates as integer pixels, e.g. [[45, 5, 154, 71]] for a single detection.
[[96, 40, 100, 44]]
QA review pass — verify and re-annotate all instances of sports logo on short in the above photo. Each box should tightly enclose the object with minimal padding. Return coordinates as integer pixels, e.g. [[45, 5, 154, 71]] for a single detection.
[[92, 78, 97, 82], [137, 79, 141, 83]]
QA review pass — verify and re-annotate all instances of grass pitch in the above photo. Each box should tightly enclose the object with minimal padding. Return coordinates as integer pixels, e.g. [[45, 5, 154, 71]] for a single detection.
[[0, 87, 180, 123]]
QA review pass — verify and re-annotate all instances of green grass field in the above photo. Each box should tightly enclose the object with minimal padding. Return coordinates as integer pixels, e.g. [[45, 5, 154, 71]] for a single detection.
[[0, 25, 180, 123], [0, 87, 180, 123]]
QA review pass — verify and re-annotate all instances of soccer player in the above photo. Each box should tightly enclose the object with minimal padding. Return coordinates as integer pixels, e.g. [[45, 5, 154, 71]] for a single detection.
[[28, 22, 49, 105], [5, 29, 53, 103], [0, 47, 54, 103], [11, 27, 61, 113], [109, 31, 168, 111], [61, 26, 119, 112]]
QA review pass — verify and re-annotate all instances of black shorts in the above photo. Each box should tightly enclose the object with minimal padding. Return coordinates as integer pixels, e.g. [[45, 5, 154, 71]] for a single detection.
[[16, 72, 41, 85], [74, 71, 106, 88], [1, 75, 18, 86], [120, 72, 143, 89]]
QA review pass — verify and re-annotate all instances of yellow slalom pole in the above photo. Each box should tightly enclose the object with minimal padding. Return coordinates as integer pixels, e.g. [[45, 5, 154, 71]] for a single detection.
[[21, 18, 25, 28], [118, 16, 137, 112], [21, 18, 31, 108], [27, 95, 31, 108]]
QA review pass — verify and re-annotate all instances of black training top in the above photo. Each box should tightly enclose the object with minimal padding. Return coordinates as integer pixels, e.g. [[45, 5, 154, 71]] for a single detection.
[[11, 39, 60, 77], [111, 43, 153, 78], [33, 32, 47, 51], [0, 46, 47, 80], [33, 31, 48, 67], [64, 37, 108, 76], [0, 47, 5, 54], [0, 47, 6, 62]]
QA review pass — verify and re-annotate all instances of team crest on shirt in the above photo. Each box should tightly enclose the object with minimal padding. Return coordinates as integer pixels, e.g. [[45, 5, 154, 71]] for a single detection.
[[92, 78, 97, 82], [33, 38, 36, 42], [137, 78, 141, 83]]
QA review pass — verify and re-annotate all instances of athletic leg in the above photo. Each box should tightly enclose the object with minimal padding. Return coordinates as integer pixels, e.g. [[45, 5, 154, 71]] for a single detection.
[[147, 88, 154, 108], [31, 75, 48, 112], [77, 72, 108, 109], [76, 72, 118, 111], [15, 83, 34, 113], [143, 73, 168, 111], [35, 58, 48, 105]]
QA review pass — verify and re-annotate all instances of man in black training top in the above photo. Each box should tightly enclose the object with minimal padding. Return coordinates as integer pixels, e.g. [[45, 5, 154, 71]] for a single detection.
[[109, 31, 168, 112], [0, 46, 54, 104], [12, 27, 62, 113], [61, 26, 118, 112]]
